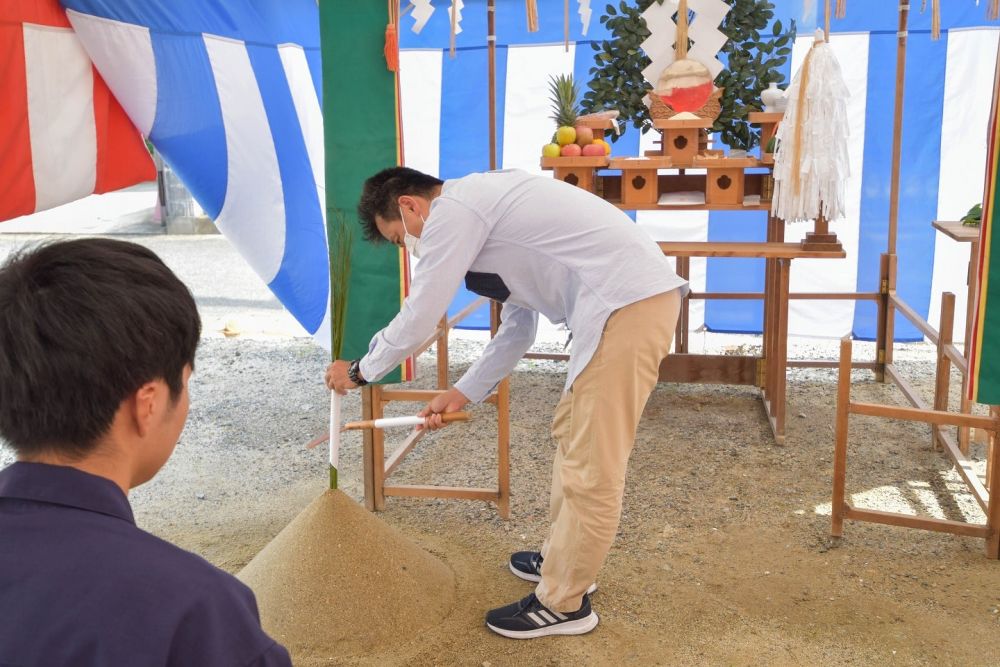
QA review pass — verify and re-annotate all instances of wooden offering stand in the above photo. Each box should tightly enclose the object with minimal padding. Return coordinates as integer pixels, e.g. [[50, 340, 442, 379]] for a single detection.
[[539, 110, 848, 445]]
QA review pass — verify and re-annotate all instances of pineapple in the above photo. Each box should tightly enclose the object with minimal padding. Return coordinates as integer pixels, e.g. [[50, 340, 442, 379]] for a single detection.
[[548, 74, 580, 130]]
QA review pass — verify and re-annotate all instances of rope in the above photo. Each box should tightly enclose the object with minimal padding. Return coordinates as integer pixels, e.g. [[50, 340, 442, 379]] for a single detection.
[[450, 0, 458, 58], [791, 45, 816, 197]]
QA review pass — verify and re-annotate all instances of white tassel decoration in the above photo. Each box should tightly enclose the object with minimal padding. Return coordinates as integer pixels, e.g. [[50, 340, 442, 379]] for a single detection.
[[771, 30, 850, 223]]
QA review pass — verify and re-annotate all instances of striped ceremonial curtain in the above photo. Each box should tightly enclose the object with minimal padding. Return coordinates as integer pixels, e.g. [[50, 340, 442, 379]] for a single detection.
[[398, 0, 1000, 341], [61, 0, 332, 344], [321, 2, 414, 383], [969, 49, 1000, 404], [0, 0, 154, 223]]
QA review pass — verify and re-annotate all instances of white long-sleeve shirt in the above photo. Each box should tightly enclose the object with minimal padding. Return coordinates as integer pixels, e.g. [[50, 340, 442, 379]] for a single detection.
[[359, 169, 688, 403]]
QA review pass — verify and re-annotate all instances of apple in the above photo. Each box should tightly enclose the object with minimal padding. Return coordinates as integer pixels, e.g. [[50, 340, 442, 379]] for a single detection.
[[560, 143, 582, 157], [594, 139, 612, 155], [581, 143, 605, 157], [556, 126, 577, 146], [542, 143, 561, 158], [574, 126, 594, 146]]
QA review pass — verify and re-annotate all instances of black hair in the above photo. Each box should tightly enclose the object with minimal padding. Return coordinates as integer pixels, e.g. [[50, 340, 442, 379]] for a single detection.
[[357, 167, 444, 243], [0, 238, 201, 458]]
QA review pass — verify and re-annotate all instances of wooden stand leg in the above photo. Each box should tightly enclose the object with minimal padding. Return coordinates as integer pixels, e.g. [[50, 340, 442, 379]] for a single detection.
[[832, 337, 853, 537], [361, 385, 377, 511], [773, 259, 790, 443], [875, 253, 897, 382], [763, 256, 777, 398], [960, 240, 980, 454], [675, 257, 690, 353], [933, 293, 955, 451], [437, 315, 449, 389], [371, 384, 386, 511], [492, 299, 511, 519], [987, 407, 1000, 559], [497, 378, 511, 519]]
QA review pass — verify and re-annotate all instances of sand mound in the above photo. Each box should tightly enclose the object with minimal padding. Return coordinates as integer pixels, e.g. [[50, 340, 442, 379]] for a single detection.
[[238, 490, 455, 662]]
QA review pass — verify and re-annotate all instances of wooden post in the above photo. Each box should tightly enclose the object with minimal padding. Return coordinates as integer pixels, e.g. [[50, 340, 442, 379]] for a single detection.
[[497, 378, 511, 519], [436, 315, 449, 389], [832, 337, 852, 537], [774, 258, 791, 443], [933, 293, 956, 451], [371, 383, 386, 511], [987, 406, 1000, 559], [491, 297, 510, 518], [361, 386, 376, 510]]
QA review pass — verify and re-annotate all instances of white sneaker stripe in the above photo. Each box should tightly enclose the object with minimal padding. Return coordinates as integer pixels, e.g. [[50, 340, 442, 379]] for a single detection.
[[538, 610, 559, 624], [526, 611, 547, 626], [552, 610, 568, 621]]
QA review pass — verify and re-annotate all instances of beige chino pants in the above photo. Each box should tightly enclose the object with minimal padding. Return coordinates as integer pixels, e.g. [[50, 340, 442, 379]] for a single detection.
[[535, 288, 682, 613]]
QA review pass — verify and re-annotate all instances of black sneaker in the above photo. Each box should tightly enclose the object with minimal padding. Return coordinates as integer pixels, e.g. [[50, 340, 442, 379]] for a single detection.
[[508, 551, 598, 594], [485, 592, 599, 639]]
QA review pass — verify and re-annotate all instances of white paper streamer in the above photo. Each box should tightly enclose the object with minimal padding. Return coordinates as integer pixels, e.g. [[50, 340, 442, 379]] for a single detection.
[[578, 0, 592, 36], [371, 416, 427, 429], [771, 30, 851, 223], [409, 0, 435, 34], [448, 0, 464, 35]]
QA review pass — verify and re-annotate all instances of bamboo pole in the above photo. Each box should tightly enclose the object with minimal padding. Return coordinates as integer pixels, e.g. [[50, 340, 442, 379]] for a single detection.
[[824, 0, 831, 42], [887, 4, 909, 255], [564, 0, 570, 52], [489, 0, 497, 170], [988, 406, 1000, 558]]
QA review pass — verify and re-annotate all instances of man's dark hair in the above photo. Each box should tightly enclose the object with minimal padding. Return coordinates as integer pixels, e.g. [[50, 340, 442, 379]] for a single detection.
[[357, 167, 443, 243], [0, 238, 201, 458]]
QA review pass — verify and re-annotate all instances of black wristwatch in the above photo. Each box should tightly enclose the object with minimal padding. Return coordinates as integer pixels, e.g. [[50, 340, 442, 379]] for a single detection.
[[348, 359, 368, 386]]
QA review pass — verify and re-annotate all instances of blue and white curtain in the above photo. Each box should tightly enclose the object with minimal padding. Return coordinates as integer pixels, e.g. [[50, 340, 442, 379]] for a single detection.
[[399, 1, 1000, 341]]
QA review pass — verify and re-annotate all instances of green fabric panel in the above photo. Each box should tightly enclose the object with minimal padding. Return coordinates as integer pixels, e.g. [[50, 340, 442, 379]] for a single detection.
[[978, 163, 1000, 404], [320, 1, 403, 383]]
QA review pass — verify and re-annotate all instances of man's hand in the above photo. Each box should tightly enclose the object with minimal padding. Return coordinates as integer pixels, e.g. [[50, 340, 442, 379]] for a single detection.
[[418, 387, 470, 431], [325, 360, 358, 396]]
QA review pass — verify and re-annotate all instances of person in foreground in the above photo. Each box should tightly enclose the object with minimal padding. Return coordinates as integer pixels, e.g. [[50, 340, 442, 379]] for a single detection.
[[326, 167, 687, 639], [0, 239, 291, 666]]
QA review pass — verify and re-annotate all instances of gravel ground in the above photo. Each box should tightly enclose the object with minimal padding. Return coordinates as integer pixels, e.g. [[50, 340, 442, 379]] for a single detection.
[[2, 232, 999, 665]]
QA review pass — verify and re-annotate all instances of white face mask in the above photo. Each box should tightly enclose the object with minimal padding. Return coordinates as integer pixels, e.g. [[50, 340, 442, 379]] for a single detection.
[[399, 206, 424, 258]]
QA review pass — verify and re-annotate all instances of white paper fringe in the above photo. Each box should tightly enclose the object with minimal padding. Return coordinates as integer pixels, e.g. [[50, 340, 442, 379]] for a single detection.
[[771, 33, 851, 223]]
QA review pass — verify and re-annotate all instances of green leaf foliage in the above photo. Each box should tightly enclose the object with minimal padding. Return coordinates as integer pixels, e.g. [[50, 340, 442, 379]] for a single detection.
[[581, 0, 795, 150]]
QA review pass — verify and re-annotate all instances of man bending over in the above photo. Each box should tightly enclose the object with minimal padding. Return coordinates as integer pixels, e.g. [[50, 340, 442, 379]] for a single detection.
[[326, 167, 686, 639]]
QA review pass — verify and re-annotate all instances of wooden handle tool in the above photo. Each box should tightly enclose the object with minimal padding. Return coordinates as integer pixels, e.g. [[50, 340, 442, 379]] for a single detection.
[[341, 411, 471, 431]]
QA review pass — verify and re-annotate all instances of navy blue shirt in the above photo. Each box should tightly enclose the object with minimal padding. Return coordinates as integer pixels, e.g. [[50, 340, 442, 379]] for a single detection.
[[0, 462, 291, 666]]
